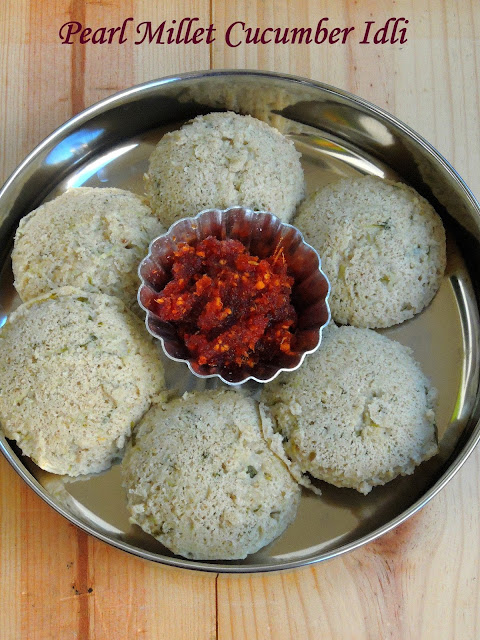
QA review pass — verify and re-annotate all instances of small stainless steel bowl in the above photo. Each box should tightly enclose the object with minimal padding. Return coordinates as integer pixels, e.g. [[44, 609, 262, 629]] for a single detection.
[[138, 206, 331, 385]]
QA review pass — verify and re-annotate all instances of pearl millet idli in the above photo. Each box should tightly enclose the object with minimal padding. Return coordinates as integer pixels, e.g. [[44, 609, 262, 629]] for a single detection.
[[261, 325, 438, 494], [12, 187, 165, 311], [294, 175, 446, 328], [122, 390, 301, 560], [144, 111, 305, 227], [0, 287, 165, 476]]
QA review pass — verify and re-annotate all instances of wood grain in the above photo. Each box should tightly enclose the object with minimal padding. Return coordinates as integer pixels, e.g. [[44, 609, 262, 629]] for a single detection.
[[1, 0, 480, 638], [212, 0, 480, 197], [133, 1, 211, 85], [87, 541, 216, 639]]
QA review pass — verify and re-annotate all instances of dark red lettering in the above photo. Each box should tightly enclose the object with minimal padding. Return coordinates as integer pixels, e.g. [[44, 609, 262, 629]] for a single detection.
[[340, 26, 355, 43], [360, 21, 375, 44], [391, 18, 409, 44], [91, 27, 106, 44], [135, 21, 166, 44], [373, 18, 395, 44], [59, 21, 82, 44], [329, 27, 341, 44], [314, 18, 330, 44], [274, 27, 290, 44], [261, 28, 273, 44], [80, 28, 92, 44], [205, 24, 216, 44], [178, 17, 194, 43], [290, 27, 312, 45], [118, 18, 133, 44], [225, 21, 244, 48]]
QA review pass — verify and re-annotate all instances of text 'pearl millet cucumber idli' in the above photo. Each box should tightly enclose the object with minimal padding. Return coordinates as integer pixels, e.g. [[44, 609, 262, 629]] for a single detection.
[[144, 111, 305, 227], [122, 390, 301, 560], [261, 325, 438, 495], [294, 175, 446, 328], [0, 288, 165, 476], [12, 187, 165, 312]]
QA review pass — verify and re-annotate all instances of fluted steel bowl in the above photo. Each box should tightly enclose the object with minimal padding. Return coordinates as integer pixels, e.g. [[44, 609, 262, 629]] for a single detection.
[[138, 206, 330, 384]]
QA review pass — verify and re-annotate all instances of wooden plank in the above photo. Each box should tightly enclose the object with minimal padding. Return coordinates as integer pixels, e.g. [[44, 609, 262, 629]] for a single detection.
[[19, 477, 83, 640], [82, 0, 135, 108], [0, 457, 23, 640], [133, 0, 211, 84], [88, 541, 217, 639], [24, 0, 73, 157], [0, 0, 30, 187]]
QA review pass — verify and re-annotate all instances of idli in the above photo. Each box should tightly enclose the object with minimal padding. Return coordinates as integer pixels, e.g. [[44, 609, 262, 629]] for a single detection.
[[0, 287, 165, 476], [12, 187, 164, 311], [261, 325, 438, 494], [144, 111, 305, 227], [122, 390, 301, 560], [294, 175, 446, 328]]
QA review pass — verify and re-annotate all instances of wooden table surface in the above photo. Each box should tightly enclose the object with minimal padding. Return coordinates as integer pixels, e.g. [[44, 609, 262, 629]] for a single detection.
[[1, 1, 479, 638]]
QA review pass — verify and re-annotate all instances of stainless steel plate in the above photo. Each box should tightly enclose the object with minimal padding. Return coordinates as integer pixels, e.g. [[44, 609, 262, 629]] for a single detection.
[[1, 70, 480, 573]]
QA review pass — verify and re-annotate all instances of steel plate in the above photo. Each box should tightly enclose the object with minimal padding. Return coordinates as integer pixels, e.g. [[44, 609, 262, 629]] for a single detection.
[[1, 70, 479, 573]]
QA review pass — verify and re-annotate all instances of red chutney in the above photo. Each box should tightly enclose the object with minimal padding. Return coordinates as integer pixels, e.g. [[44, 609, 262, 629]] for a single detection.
[[151, 236, 297, 370]]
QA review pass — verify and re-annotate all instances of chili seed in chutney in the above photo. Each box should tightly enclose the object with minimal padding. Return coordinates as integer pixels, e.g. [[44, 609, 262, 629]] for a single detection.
[[149, 236, 298, 370]]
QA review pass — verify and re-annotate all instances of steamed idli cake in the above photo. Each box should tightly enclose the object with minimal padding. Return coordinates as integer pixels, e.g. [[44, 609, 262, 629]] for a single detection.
[[294, 175, 446, 328], [261, 325, 438, 495], [0, 287, 165, 476], [144, 111, 305, 227], [122, 390, 301, 560], [12, 187, 164, 310]]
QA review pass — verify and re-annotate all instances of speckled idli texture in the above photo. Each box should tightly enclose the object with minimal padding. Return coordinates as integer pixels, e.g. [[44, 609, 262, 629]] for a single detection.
[[261, 325, 438, 494], [122, 390, 301, 560], [0, 287, 165, 476], [12, 187, 164, 312], [294, 176, 446, 328], [144, 111, 305, 227]]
